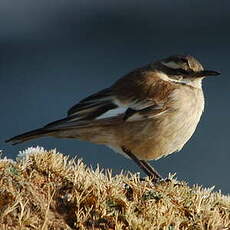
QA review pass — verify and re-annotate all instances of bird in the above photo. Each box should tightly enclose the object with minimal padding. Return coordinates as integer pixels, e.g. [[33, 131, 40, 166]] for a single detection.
[[6, 55, 220, 181]]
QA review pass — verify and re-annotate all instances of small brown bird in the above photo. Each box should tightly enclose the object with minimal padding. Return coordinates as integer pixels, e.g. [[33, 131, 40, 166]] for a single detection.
[[6, 55, 220, 181]]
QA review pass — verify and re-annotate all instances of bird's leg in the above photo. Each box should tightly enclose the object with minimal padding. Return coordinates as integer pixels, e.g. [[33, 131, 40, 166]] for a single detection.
[[122, 147, 162, 182], [140, 160, 162, 180]]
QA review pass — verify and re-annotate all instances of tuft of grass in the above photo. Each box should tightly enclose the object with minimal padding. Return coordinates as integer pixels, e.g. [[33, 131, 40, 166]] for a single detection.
[[0, 147, 229, 230]]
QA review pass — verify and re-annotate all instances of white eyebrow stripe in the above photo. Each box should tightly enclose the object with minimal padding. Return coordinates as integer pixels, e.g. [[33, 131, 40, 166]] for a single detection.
[[161, 61, 181, 69]]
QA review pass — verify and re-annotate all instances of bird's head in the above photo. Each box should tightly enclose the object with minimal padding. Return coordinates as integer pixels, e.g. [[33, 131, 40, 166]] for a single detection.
[[154, 55, 220, 88]]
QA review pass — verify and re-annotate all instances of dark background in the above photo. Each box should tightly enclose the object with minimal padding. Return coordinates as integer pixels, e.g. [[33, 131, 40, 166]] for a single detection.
[[1, 1, 230, 192]]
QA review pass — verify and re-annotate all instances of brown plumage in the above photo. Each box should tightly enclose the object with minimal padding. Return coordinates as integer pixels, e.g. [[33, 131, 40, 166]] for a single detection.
[[6, 55, 220, 180]]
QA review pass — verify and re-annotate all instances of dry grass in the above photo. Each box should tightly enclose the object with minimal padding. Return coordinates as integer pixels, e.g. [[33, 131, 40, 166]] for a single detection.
[[0, 147, 229, 230]]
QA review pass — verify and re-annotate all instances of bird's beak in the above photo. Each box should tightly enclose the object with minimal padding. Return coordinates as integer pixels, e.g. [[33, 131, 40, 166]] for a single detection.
[[197, 70, 220, 77]]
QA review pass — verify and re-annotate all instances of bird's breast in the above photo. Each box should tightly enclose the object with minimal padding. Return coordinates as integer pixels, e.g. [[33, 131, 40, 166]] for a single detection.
[[163, 87, 205, 150], [122, 87, 205, 160]]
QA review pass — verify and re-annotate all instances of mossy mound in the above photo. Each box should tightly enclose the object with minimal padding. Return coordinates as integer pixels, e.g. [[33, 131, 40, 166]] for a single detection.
[[0, 147, 229, 229]]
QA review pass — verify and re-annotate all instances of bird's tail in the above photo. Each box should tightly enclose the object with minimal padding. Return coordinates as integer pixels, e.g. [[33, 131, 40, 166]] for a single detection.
[[5, 115, 120, 145], [5, 128, 54, 145]]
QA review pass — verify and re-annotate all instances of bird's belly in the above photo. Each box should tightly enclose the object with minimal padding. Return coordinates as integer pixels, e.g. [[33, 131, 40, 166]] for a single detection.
[[120, 90, 204, 160], [130, 113, 201, 160]]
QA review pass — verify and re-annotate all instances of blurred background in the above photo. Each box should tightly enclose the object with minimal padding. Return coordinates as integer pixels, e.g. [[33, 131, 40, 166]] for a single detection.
[[1, 0, 230, 192]]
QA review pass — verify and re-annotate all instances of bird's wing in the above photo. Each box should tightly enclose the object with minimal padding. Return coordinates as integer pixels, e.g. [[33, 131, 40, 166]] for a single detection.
[[67, 88, 117, 119], [44, 70, 175, 129], [110, 69, 174, 121], [44, 88, 118, 129]]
